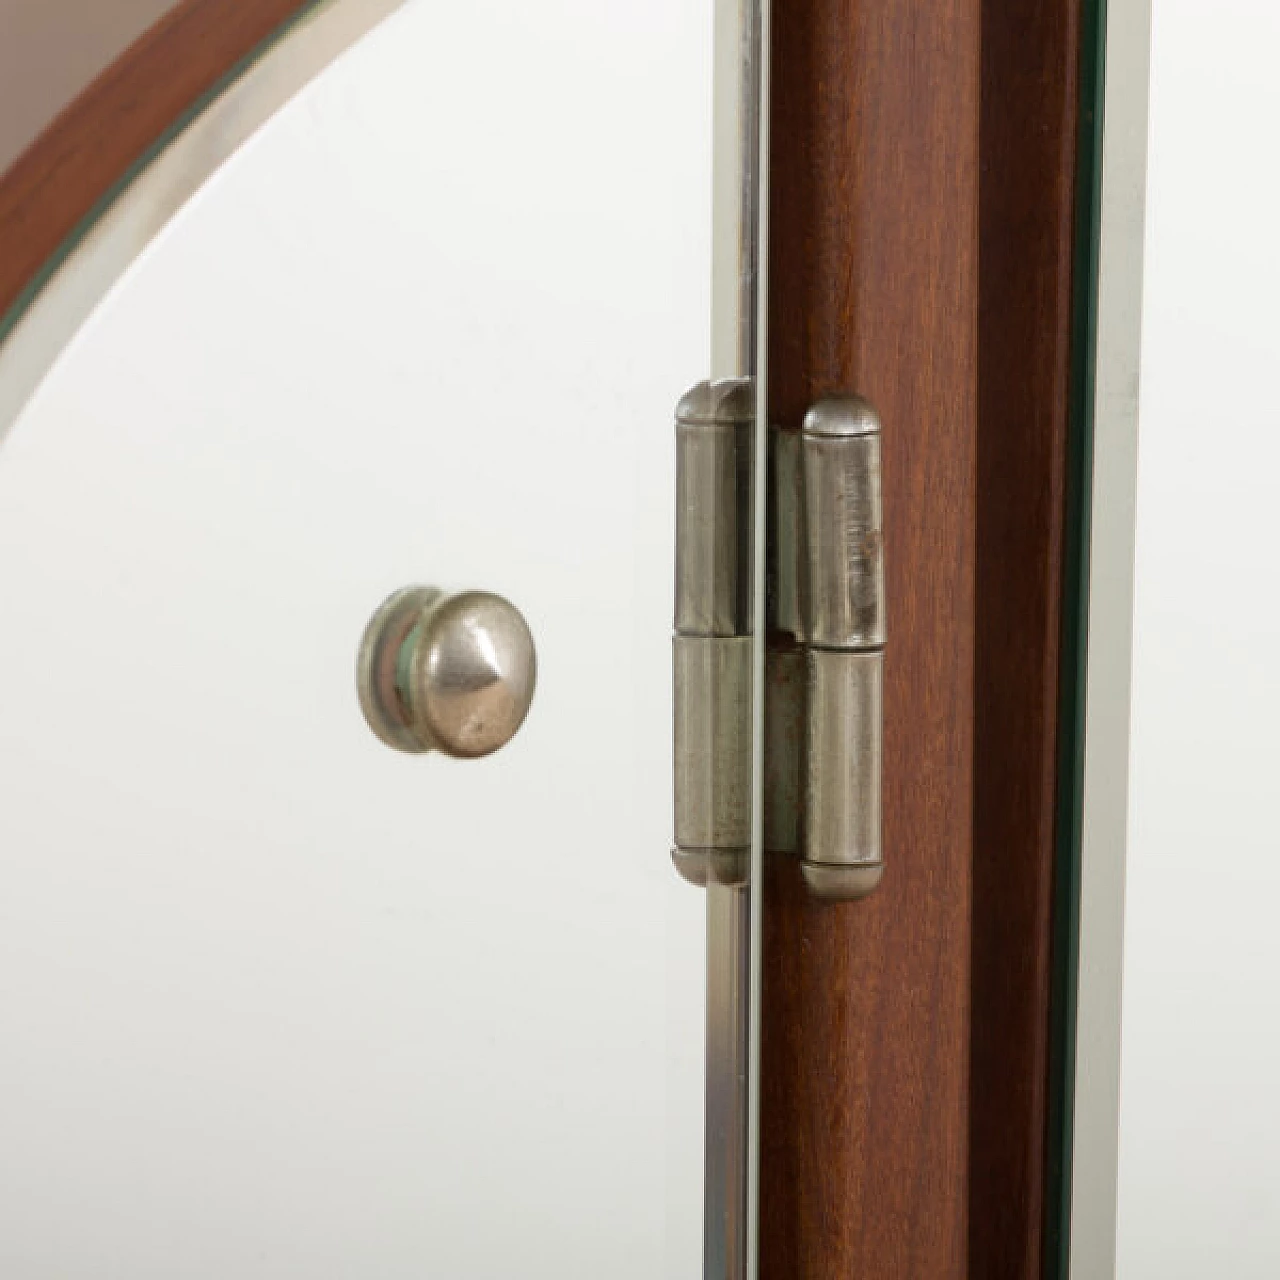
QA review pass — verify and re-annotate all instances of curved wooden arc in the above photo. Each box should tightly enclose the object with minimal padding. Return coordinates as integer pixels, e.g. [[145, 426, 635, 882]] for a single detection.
[[0, 0, 403, 433], [0, 0, 181, 175], [0, 0, 313, 327]]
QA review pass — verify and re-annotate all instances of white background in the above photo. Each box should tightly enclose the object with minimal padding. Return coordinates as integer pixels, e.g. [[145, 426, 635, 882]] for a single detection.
[[1116, 0, 1280, 1274], [0, 2, 711, 1275]]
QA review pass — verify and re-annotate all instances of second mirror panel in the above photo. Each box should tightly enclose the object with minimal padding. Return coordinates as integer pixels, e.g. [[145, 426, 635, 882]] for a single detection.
[[0, 2, 714, 1276], [1118, 1, 1280, 1275]]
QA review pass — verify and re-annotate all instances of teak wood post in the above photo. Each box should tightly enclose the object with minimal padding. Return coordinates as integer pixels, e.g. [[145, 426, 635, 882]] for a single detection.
[[762, 0, 980, 1276], [973, 1, 1084, 1276], [762, 1, 1087, 1276]]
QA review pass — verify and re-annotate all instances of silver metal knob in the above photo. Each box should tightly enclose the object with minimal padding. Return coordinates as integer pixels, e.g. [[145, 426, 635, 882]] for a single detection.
[[357, 586, 537, 759]]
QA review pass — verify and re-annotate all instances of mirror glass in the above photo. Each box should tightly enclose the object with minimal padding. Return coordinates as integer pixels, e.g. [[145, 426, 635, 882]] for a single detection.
[[1116, 1, 1280, 1273], [0, 3, 712, 1275]]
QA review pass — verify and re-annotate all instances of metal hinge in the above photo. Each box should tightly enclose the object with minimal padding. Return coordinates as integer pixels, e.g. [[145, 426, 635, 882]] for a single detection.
[[673, 384, 886, 901]]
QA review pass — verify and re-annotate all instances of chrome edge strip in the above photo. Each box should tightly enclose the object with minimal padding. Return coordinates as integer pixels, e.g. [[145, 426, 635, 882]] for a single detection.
[[707, 0, 766, 1276], [747, 2, 769, 1273]]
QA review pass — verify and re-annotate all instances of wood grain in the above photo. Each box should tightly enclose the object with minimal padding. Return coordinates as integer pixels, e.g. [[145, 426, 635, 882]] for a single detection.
[[762, 0, 980, 1276], [972, 4, 1082, 1276], [0, 0, 314, 325], [1, 2, 1083, 1270], [0, 0, 181, 175]]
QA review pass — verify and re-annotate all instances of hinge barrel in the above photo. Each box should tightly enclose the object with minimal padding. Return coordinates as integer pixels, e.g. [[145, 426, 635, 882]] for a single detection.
[[674, 635, 753, 857], [798, 398, 886, 650], [802, 648, 884, 898], [672, 379, 756, 888], [675, 380, 756, 635], [769, 395, 886, 901]]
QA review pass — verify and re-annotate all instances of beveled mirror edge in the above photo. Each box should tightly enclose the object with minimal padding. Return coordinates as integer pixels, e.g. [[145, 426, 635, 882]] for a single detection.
[[705, 1, 770, 1276], [1060, 1, 1153, 1276], [0, 0, 406, 440], [747, 4, 770, 1275]]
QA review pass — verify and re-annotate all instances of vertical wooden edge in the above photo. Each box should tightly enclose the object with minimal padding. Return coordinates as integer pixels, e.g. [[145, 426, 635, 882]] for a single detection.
[[972, 1, 1085, 1277], [762, 1, 980, 1276], [0, 0, 316, 324]]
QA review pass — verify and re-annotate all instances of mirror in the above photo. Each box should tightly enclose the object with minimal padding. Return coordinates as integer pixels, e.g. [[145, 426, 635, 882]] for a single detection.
[[0, 2, 713, 1274], [1115, 1, 1280, 1273]]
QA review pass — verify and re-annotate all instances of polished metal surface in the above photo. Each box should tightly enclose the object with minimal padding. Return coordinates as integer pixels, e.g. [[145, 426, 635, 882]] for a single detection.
[[802, 648, 884, 899], [675, 379, 756, 636], [798, 395, 885, 650], [761, 398, 886, 901], [356, 585, 442, 753], [711, 0, 763, 382], [701, 0, 769, 1273], [671, 846, 750, 890], [799, 397, 885, 900], [358, 585, 536, 760], [704, 882, 752, 1280], [672, 375, 756, 887], [673, 634, 753, 861]]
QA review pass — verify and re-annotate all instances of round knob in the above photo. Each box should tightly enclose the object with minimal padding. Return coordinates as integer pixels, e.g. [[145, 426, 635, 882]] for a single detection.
[[357, 585, 537, 759]]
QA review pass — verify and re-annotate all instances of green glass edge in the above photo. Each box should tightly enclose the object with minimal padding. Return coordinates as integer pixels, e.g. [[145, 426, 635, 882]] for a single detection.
[[0, 0, 329, 351], [1044, 0, 1108, 1276]]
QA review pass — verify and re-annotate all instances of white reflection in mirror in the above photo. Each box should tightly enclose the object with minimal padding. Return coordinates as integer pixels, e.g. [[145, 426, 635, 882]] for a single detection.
[[1117, 1, 1280, 1274], [0, 2, 711, 1275]]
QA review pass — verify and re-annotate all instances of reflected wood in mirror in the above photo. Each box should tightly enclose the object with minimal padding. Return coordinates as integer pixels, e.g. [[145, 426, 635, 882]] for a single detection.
[[0, 0, 181, 174], [0, 0, 313, 326]]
